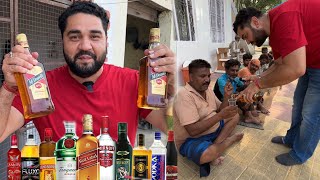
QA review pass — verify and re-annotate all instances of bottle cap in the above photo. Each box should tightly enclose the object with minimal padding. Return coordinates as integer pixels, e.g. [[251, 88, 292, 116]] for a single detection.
[[44, 128, 53, 138], [168, 130, 174, 141], [101, 116, 109, 129], [83, 114, 93, 131], [16, 33, 29, 48], [149, 28, 160, 43], [11, 134, 18, 146], [138, 134, 145, 146], [118, 122, 127, 133], [155, 131, 161, 140]]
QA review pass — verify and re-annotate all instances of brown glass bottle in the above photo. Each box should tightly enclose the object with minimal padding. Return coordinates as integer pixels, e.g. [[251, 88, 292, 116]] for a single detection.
[[137, 28, 168, 109], [236, 93, 263, 103], [39, 128, 56, 180], [14, 33, 54, 119]]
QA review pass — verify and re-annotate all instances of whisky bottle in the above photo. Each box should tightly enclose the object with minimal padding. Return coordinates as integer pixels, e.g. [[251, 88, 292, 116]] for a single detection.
[[137, 28, 168, 109], [55, 121, 77, 180], [15, 33, 54, 119], [7, 134, 21, 180], [149, 132, 166, 180], [76, 114, 99, 180], [98, 116, 116, 180], [132, 134, 152, 180], [39, 128, 56, 180], [115, 123, 132, 180], [21, 134, 40, 179], [166, 131, 177, 180]]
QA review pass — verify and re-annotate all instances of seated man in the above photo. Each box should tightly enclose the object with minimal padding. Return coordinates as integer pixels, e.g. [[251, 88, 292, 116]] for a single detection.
[[240, 53, 252, 69], [173, 59, 243, 177]]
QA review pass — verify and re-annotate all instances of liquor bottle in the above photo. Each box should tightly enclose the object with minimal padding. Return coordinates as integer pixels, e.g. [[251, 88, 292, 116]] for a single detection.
[[235, 92, 264, 103], [21, 134, 40, 179], [115, 123, 132, 180], [14, 33, 54, 119], [76, 114, 99, 180], [7, 134, 21, 180], [55, 121, 77, 180], [137, 28, 168, 109], [166, 131, 177, 180], [39, 128, 56, 180], [132, 134, 152, 180], [149, 132, 166, 180], [98, 116, 116, 180]]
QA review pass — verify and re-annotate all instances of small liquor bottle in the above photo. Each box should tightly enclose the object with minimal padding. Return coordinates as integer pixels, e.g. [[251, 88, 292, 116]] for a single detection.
[[115, 123, 132, 180], [149, 132, 166, 180], [76, 114, 99, 180], [15, 33, 54, 119], [137, 28, 168, 109], [98, 116, 116, 180], [166, 131, 178, 180], [132, 134, 152, 179], [7, 134, 21, 180], [21, 134, 40, 179], [39, 128, 56, 180], [55, 121, 77, 180]]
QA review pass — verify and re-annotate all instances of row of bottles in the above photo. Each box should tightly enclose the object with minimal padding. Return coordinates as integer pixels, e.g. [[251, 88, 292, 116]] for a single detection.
[[7, 115, 177, 180]]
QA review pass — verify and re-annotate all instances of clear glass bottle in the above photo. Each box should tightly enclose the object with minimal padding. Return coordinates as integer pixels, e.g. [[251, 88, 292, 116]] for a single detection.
[[15, 33, 54, 119], [137, 28, 168, 109], [149, 132, 166, 180], [98, 116, 116, 180], [55, 121, 77, 180]]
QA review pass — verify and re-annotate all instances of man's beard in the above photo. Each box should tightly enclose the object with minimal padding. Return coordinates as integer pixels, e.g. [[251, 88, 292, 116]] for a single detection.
[[251, 27, 268, 47], [64, 50, 106, 78]]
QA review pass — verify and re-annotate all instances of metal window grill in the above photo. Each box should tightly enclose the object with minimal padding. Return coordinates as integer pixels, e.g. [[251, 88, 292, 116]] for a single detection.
[[209, 0, 225, 43], [173, 0, 195, 41]]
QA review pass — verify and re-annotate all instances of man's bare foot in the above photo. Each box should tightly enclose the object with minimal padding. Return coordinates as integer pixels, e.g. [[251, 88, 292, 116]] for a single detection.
[[257, 104, 270, 115], [227, 133, 244, 143], [211, 156, 225, 166], [251, 110, 259, 117], [244, 111, 262, 124]]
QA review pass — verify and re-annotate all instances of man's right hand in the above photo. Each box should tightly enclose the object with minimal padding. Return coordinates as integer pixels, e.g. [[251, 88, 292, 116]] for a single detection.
[[218, 106, 238, 120], [2, 45, 38, 88]]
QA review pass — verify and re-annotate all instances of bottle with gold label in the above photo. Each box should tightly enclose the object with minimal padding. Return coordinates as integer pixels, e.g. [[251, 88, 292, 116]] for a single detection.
[[76, 114, 99, 180], [21, 134, 40, 179], [15, 33, 54, 119], [137, 28, 168, 109], [39, 128, 56, 180], [132, 134, 151, 180]]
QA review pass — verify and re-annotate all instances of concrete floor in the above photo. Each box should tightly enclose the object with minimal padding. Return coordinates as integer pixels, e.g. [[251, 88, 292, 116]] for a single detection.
[[178, 75, 320, 180]]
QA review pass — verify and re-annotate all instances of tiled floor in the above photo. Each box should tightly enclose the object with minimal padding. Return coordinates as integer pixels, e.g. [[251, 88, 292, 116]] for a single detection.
[[178, 75, 320, 180]]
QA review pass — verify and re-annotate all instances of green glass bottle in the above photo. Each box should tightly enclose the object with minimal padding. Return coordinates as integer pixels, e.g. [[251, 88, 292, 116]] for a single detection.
[[55, 121, 78, 179], [115, 123, 132, 180]]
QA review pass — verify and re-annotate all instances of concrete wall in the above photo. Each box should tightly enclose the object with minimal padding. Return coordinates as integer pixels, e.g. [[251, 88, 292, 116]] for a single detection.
[[175, 0, 235, 85]]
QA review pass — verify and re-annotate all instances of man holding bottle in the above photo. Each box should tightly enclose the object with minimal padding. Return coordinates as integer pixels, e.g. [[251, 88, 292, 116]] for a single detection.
[[0, 1, 175, 146]]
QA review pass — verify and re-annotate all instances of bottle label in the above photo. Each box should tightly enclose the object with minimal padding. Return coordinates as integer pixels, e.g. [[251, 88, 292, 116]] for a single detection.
[[7, 155, 21, 179], [133, 155, 148, 179], [40, 157, 55, 180], [115, 158, 131, 179], [149, 60, 167, 96], [99, 145, 115, 168], [166, 165, 178, 180], [56, 157, 76, 179], [77, 148, 99, 170], [26, 66, 49, 100], [21, 157, 40, 178], [151, 154, 166, 180]]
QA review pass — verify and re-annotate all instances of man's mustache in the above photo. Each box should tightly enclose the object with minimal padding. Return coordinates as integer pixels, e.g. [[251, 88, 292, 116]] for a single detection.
[[74, 50, 97, 61]]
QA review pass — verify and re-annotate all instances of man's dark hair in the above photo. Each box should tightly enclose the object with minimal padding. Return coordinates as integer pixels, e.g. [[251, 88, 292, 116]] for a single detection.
[[224, 59, 241, 70], [188, 59, 211, 74], [233, 7, 263, 34], [58, 1, 109, 37], [243, 53, 252, 60], [259, 54, 269, 60]]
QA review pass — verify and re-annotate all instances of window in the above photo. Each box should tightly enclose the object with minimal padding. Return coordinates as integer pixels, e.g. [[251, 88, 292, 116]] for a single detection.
[[173, 0, 195, 41], [209, 0, 225, 43]]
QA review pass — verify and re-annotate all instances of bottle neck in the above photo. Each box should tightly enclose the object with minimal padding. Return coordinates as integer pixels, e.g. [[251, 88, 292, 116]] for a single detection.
[[83, 129, 93, 134], [101, 127, 109, 135], [10, 145, 18, 148], [118, 132, 128, 142], [24, 47, 31, 55], [44, 136, 52, 141], [149, 42, 160, 50]]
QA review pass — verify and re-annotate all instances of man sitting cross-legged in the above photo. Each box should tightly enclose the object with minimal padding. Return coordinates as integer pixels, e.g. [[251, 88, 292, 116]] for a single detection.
[[173, 59, 244, 177]]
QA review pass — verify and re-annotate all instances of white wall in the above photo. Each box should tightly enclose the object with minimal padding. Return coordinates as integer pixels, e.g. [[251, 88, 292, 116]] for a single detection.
[[95, 0, 128, 67], [176, 0, 235, 85], [151, 0, 172, 10]]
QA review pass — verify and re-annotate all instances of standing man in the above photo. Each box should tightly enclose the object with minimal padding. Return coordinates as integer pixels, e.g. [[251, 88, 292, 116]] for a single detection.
[[233, 0, 320, 166]]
